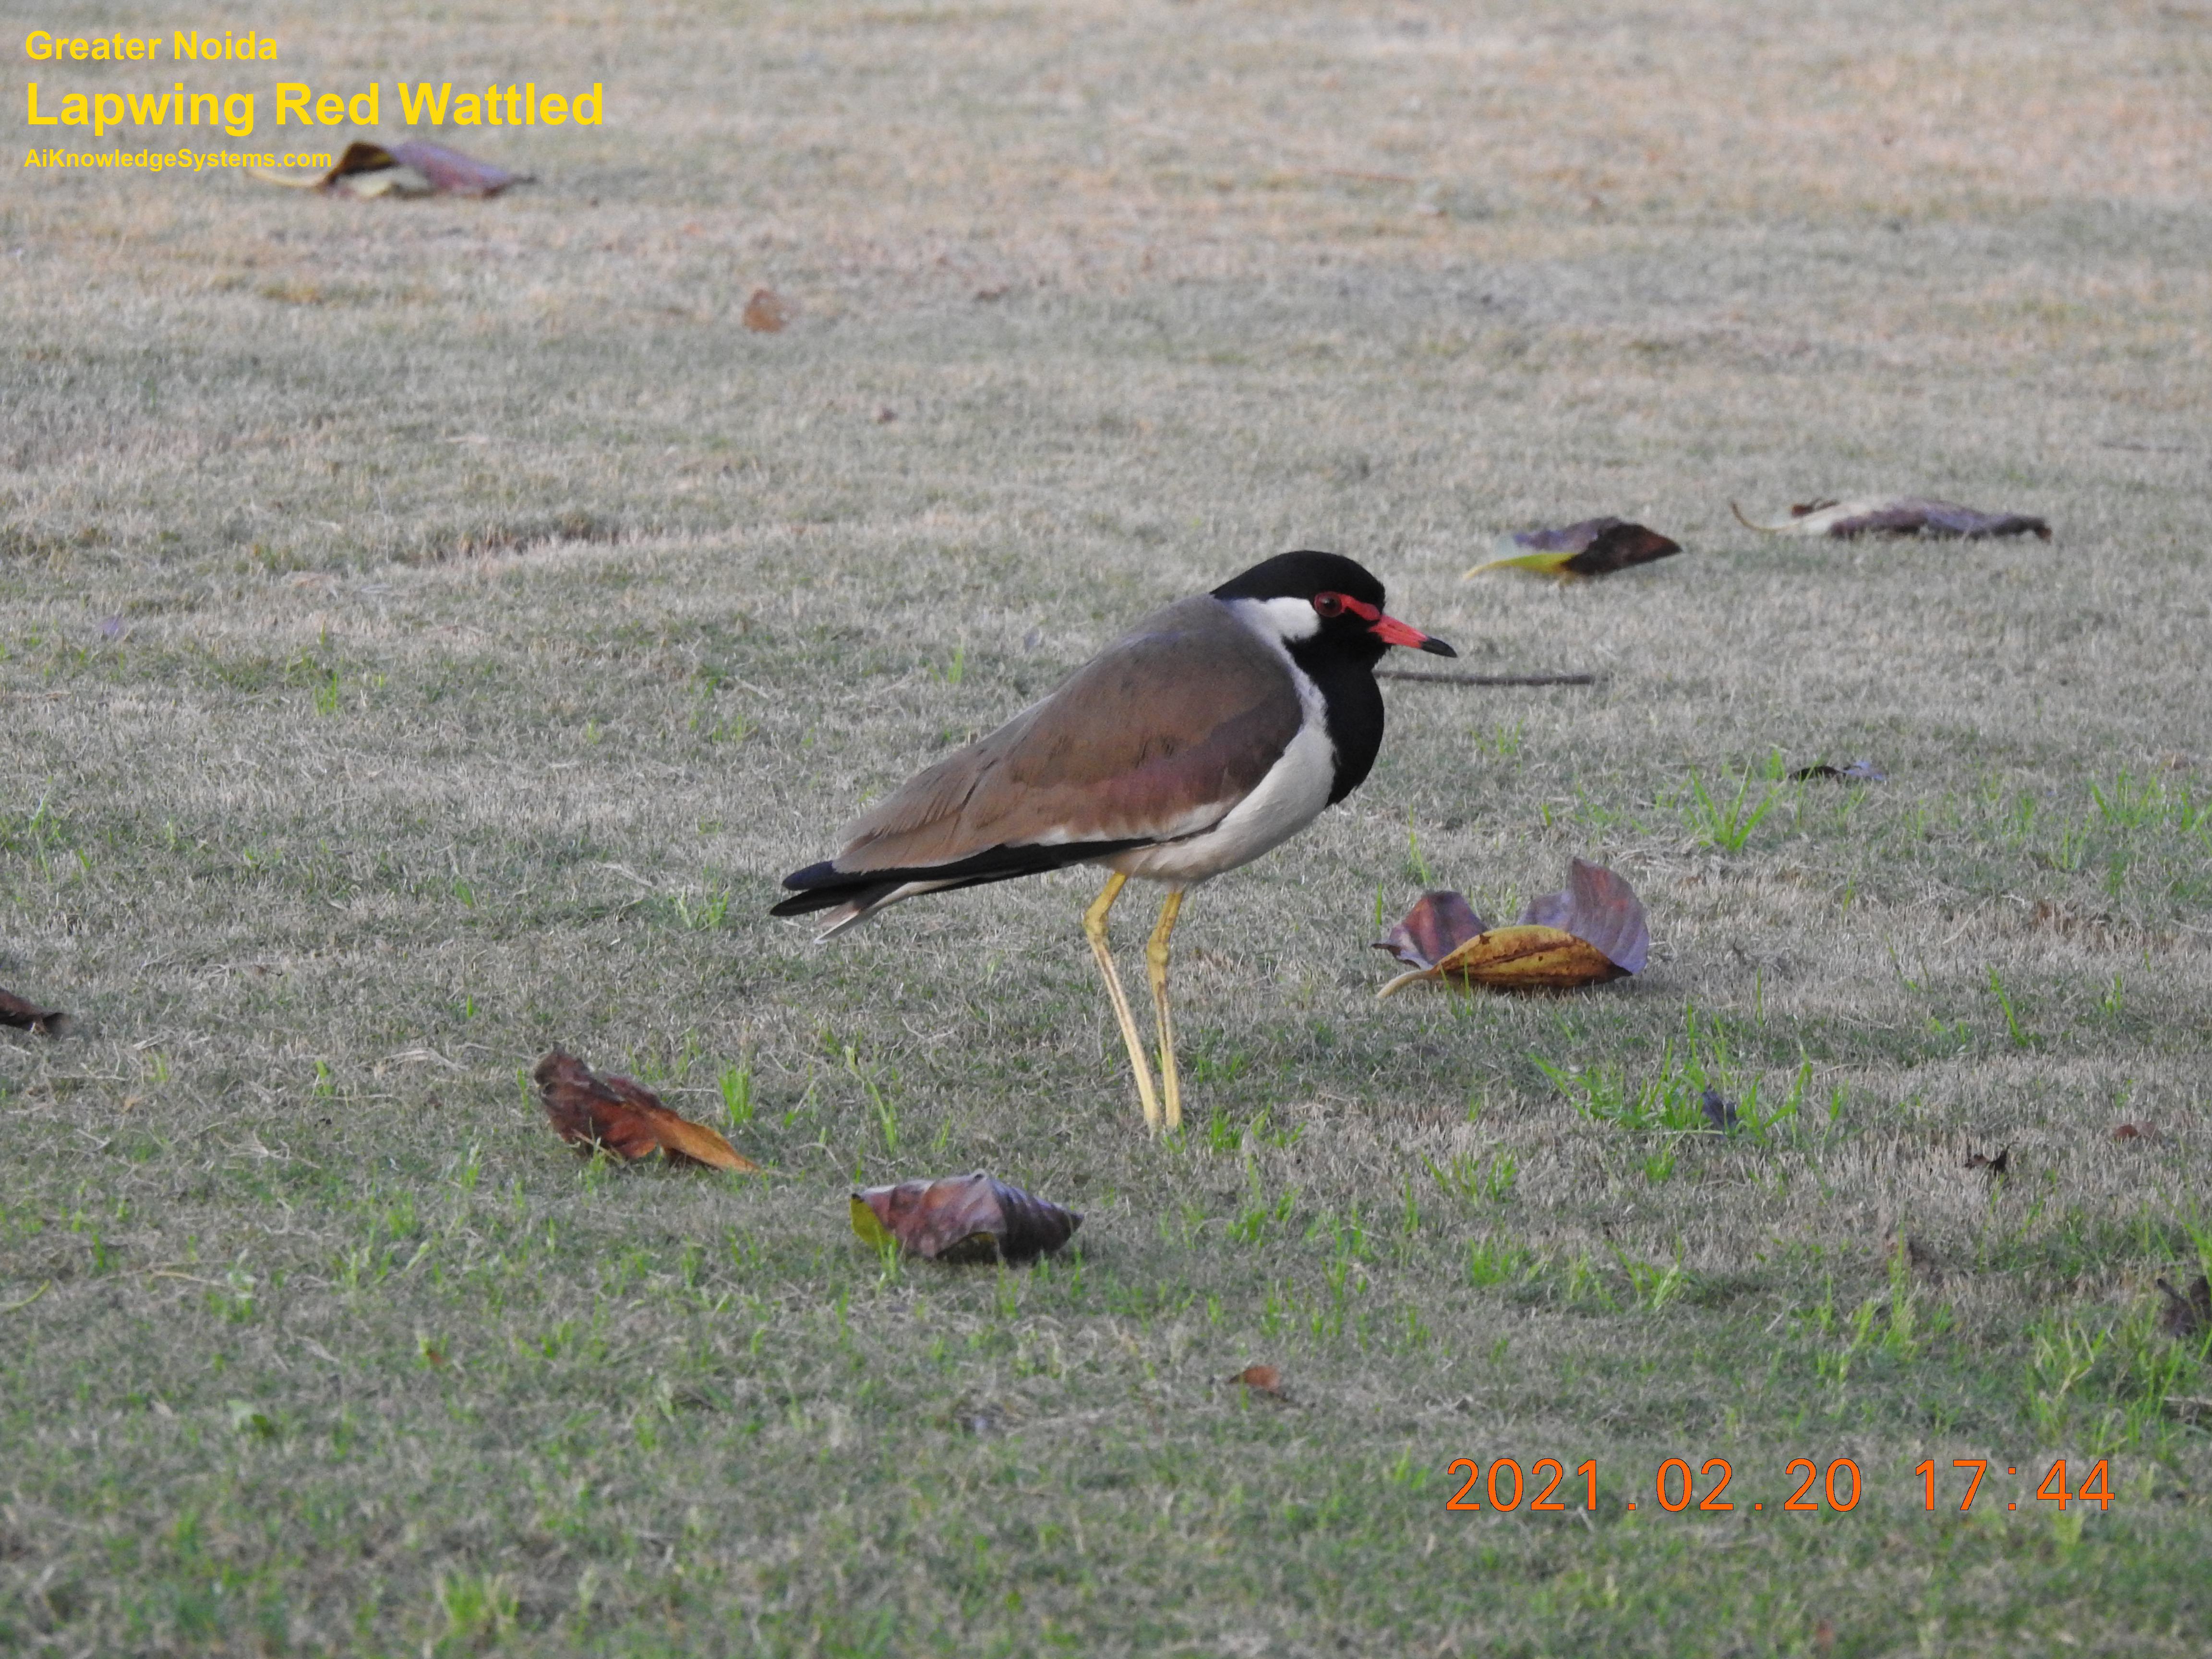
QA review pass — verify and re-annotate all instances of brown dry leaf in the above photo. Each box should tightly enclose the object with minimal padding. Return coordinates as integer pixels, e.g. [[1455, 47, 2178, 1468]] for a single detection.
[[534, 1050, 759, 1172], [1373, 890, 1489, 969], [249, 139, 526, 199], [0, 987, 67, 1035], [850, 1172, 1080, 1263], [1731, 497, 2051, 541], [1464, 517, 1683, 581], [1377, 859, 1647, 998], [389, 140, 525, 197], [1517, 859, 1650, 975], [743, 289, 792, 333], [251, 141, 425, 196], [1401, 925, 1623, 994], [1230, 1363, 1288, 1399], [2157, 1274, 2212, 1341]]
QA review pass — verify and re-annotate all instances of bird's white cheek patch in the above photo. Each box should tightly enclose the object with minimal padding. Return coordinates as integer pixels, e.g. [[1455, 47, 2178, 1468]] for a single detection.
[[1230, 596, 1322, 647]]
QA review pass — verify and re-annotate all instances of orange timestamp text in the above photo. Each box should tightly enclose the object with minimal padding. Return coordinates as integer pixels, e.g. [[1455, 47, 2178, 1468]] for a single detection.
[[1442, 1456, 2117, 1514]]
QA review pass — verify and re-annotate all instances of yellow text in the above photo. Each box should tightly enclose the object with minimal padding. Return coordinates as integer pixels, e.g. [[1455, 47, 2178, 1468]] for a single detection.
[[27, 81, 255, 139], [272, 83, 380, 126], [396, 82, 601, 127]]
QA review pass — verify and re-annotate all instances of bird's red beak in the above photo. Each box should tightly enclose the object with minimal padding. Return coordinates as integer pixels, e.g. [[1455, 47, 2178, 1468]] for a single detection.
[[1370, 614, 1457, 657]]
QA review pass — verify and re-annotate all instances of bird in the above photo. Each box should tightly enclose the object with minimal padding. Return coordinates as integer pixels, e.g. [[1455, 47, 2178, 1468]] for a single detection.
[[770, 551, 1456, 1131]]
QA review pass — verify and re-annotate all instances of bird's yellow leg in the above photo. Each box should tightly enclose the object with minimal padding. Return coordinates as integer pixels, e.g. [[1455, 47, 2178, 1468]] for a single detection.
[[1145, 890, 1186, 1131], [1083, 873, 1162, 1130]]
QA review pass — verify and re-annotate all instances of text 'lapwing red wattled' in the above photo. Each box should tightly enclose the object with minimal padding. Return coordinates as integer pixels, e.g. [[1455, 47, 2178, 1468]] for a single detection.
[[772, 552, 1456, 1131]]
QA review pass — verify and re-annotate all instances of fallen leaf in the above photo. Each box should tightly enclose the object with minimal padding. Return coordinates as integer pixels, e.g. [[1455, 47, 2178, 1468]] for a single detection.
[[2157, 1274, 2211, 1341], [534, 1050, 759, 1172], [1731, 497, 2051, 541], [1464, 517, 1683, 581], [0, 987, 67, 1035], [850, 1172, 1079, 1263], [1230, 1363, 1288, 1399], [1790, 759, 1886, 783], [1516, 859, 1650, 975], [1964, 1147, 2010, 1178], [249, 139, 526, 198], [1387, 925, 1625, 995], [742, 288, 791, 333], [1700, 1089, 1739, 1134], [387, 140, 525, 197], [1374, 890, 1489, 969], [1377, 859, 1647, 997]]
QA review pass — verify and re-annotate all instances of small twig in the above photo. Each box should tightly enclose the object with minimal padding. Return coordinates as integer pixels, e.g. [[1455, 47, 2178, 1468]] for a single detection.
[[3, 1282, 53, 1314], [1376, 670, 1598, 688]]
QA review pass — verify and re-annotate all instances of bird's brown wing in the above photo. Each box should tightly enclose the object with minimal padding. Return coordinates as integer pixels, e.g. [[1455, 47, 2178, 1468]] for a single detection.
[[831, 595, 1302, 872]]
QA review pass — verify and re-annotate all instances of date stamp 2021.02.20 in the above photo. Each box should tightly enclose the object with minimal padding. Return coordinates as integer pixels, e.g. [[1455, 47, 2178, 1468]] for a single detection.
[[1442, 1456, 2118, 1515]]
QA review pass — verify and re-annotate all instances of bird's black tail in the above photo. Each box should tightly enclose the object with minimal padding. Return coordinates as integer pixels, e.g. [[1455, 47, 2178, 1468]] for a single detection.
[[770, 839, 1152, 925]]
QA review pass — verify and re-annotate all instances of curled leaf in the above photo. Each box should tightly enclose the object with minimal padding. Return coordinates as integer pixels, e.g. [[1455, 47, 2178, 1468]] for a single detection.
[[1380, 925, 1625, 996], [534, 1050, 759, 1172], [0, 987, 67, 1035], [1516, 858, 1649, 975], [1376, 859, 1647, 997], [387, 140, 525, 197], [1464, 518, 1682, 581], [1373, 890, 1489, 969], [250, 139, 527, 198], [1731, 497, 2050, 541], [851, 1172, 1080, 1263]]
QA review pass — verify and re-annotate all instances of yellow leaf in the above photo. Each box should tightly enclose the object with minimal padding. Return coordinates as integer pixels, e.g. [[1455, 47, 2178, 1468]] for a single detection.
[[1377, 924, 1628, 998], [849, 1195, 897, 1248], [1462, 548, 1583, 580]]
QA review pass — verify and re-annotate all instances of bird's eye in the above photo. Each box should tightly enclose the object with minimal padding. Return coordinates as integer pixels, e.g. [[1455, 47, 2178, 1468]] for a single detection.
[[1312, 592, 1346, 618]]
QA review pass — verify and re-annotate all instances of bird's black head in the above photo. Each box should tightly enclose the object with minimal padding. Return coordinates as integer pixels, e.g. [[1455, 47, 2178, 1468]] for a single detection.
[[1212, 551, 1457, 661]]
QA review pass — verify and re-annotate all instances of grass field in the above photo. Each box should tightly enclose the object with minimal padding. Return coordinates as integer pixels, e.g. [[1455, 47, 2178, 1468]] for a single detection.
[[5, 0, 2212, 1652]]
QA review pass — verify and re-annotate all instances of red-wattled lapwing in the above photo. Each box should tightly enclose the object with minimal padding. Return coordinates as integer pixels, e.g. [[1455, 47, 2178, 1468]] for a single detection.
[[771, 552, 1455, 1131]]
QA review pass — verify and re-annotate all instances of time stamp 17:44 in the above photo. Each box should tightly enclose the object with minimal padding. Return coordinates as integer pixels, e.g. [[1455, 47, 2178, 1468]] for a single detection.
[[1442, 1456, 2119, 1515]]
